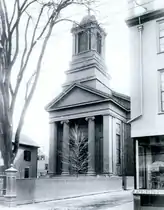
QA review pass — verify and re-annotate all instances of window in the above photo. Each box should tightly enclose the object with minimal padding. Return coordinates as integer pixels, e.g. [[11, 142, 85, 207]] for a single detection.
[[24, 168, 29, 178], [78, 30, 90, 53], [45, 164, 48, 170], [116, 123, 121, 135], [97, 32, 102, 54], [159, 21, 164, 53], [138, 136, 164, 190], [116, 134, 121, 164], [160, 70, 164, 111], [24, 150, 31, 162]]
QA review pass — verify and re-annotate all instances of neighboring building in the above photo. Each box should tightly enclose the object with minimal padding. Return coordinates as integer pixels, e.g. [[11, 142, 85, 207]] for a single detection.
[[37, 149, 49, 177], [126, 0, 164, 209], [0, 134, 39, 179], [46, 13, 133, 177]]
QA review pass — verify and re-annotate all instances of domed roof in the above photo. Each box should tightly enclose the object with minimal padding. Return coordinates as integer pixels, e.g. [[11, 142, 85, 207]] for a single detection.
[[80, 14, 97, 25]]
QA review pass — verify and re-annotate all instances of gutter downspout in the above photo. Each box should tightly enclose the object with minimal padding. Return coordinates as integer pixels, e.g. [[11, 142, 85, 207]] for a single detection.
[[128, 17, 144, 124]]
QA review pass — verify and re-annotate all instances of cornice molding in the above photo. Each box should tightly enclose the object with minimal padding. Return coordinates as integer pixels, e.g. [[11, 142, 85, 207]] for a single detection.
[[49, 107, 127, 124], [126, 9, 164, 27], [48, 97, 130, 113]]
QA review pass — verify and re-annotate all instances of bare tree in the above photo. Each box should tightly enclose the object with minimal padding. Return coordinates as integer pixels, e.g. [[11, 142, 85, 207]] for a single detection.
[[0, 0, 95, 170], [61, 125, 90, 177]]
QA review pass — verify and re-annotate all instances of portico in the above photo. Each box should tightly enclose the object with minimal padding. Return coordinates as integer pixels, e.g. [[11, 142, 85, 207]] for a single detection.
[[49, 114, 114, 175]]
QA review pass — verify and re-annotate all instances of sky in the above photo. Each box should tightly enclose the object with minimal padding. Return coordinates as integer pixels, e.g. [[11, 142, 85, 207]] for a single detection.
[[11, 0, 132, 155]]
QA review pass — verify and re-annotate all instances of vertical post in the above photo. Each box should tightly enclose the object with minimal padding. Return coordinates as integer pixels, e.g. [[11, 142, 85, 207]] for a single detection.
[[61, 120, 70, 175], [122, 122, 127, 190], [86, 117, 95, 175], [4, 164, 17, 207], [136, 139, 139, 189], [103, 115, 113, 175], [48, 122, 58, 177]]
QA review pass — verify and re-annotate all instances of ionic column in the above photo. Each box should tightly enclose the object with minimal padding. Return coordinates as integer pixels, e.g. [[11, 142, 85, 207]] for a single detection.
[[86, 117, 96, 175], [103, 115, 113, 175], [61, 120, 70, 175], [48, 122, 58, 176]]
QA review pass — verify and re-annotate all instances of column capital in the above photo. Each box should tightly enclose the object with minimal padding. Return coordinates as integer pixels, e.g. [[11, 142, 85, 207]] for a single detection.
[[60, 120, 69, 125], [85, 116, 95, 121], [137, 24, 144, 32]]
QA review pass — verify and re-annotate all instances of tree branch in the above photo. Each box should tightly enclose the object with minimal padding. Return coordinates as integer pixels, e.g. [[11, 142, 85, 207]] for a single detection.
[[9, 0, 17, 27], [10, 15, 31, 115], [12, 20, 54, 161]]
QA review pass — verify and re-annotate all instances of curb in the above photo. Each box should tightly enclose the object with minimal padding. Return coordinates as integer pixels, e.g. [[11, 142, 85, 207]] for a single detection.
[[18, 189, 133, 206]]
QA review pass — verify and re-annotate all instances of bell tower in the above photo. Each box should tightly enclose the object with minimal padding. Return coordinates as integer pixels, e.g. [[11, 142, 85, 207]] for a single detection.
[[62, 14, 112, 94]]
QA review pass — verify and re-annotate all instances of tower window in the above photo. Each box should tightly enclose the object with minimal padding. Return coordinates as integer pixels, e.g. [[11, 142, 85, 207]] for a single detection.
[[78, 30, 90, 53], [97, 32, 102, 54]]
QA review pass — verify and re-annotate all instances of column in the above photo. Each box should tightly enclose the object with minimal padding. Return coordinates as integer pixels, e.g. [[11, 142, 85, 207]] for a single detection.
[[112, 118, 117, 175], [48, 122, 58, 176], [86, 117, 96, 175], [61, 120, 70, 175], [103, 115, 113, 175]]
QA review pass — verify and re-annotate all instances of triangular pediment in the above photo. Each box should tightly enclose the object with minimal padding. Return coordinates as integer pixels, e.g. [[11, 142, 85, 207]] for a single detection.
[[46, 83, 109, 111]]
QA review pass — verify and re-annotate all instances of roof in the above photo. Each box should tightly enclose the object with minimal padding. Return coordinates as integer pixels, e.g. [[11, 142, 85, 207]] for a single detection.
[[45, 83, 111, 111], [45, 83, 130, 112], [12, 133, 39, 148], [80, 14, 97, 25]]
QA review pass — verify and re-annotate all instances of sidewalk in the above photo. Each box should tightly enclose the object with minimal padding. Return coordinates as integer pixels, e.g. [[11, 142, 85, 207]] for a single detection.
[[0, 189, 133, 210]]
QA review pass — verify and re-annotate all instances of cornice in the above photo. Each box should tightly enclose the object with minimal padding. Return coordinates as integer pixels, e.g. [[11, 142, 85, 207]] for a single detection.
[[48, 97, 130, 113], [126, 9, 164, 27], [49, 107, 127, 124], [67, 55, 107, 74], [65, 62, 111, 80], [48, 99, 110, 112]]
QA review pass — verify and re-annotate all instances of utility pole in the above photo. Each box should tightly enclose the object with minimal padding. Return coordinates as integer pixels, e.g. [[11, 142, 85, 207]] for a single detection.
[[122, 122, 127, 190]]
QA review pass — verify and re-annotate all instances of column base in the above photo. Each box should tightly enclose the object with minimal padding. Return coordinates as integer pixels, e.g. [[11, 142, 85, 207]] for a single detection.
[[61, 172, 70, 176], [4, 195, 17, 207], [47, 172, 56, 178], [87, 170, 96, 176]]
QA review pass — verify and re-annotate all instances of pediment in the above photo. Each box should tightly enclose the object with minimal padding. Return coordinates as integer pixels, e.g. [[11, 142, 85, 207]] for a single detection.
[[46, 84, 109, 111]]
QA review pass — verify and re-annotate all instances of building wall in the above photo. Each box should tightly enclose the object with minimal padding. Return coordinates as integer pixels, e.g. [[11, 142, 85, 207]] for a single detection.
[[14, 145, 38, 178], [130, 17, 164, 138]]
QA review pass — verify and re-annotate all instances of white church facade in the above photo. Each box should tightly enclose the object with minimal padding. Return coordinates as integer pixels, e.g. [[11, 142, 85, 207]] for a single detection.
[[46, 14, 133, 176]]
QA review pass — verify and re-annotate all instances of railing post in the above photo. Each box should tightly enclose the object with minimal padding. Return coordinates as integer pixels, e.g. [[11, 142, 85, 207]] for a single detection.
[[4, 164, 17, 207]]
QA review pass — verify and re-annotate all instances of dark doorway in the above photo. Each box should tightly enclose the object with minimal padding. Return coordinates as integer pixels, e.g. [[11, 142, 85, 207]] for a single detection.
[[24, 167, 29, 178]]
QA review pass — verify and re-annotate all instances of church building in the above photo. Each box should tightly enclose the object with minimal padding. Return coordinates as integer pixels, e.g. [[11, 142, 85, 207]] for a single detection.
[[45, 14, 133, 176]]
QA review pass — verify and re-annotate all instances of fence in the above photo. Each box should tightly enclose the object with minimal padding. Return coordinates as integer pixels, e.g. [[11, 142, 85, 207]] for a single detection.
[[0, 174, 5, 197], [16, 176, 134, 205]]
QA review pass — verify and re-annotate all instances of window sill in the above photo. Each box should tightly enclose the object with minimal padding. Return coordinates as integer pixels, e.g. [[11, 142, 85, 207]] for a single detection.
[[157, 51, 164, 55], [158, 111, 164, 115]]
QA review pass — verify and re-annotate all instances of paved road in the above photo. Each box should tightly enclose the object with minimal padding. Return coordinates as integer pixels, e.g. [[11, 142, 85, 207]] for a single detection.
[[10, 190, 133, 210]]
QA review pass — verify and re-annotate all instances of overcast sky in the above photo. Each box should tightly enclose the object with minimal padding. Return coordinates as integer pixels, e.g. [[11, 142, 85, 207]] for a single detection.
[[12, 0, 131, 155]]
